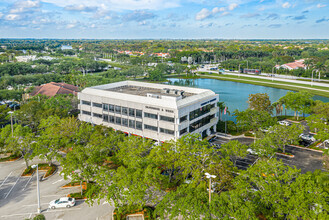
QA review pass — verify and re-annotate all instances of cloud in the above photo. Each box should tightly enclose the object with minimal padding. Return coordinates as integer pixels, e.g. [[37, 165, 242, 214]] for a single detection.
[[317, 3, 327, 8], [9, 0, 40, 14], [316, 17, 329, 23], [240, 13, 260, 18], [268, 24, 282, 28], [64, 4, 97, 12], [0, 12, 3, 19], [212, 7, 225, 14], [195, 8, 212, 20], [228, 3, 238, 11], [123, 10, 156, 22], [66, 23, 76, 29], [41, 0, 180, 11], [5, 14, 21, 21], [292, 15, 306, 20], [266, 13, 279, 20], [282, 2, 291, 8]]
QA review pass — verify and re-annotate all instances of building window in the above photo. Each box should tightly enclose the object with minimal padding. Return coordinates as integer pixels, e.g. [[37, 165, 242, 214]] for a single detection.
[[122, 118, 128, 127], [180, 115, 187, 123], [109, 115, 115, 123], [82, 100, 91, 106], [136, 110, 143, 118], [189, 114, 215, 132], [93, 102, 102, 108], [129, 108, 135, 117], [115, 117, 121, 125], [129, 120, 135, 128], [160, 115, 174, 123], [179, 128, 188, 136], [144, 112, 158, 120], [122, 107, 128, 115], [109, 104, 114, 113], [82, 111, 91, 116], [145, 124, 158, 132], [93, 113, 102, 118], [103, 104, 109, 111], [189, 104, 213, 121], [103, 114, 109, 122], [115, 106, 121, 114], [136, 121, 142, 130], [160, 128, 174, 135]]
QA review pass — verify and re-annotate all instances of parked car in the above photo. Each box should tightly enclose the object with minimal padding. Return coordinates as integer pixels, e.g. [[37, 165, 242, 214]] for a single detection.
[[278, 120, 291, 126], [299, 134, 315, 142], [49, 197, 75, 209]]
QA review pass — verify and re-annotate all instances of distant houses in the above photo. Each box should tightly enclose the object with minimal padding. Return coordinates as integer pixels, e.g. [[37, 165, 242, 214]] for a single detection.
[[275, 59, 306, 70], [23, 82, 79, 100]]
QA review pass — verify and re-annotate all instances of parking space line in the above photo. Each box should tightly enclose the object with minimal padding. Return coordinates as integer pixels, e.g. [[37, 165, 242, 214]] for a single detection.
[[42, 195, 63, 198], [52, 179, 64, 185], [22, 174, 34, 190], [23, 203, 49, 207], [45, 207, 81, 213], [1, 212, 32, 218], [0, 172, 12, 189], [4, 176, 20, 199]]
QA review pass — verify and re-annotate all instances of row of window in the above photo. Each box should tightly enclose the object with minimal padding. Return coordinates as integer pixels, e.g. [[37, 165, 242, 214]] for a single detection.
[[189, 114, 215, 132], [189, 103, 215, 121], [82, 100, 180, 124], [144, 124, 175, 135], [103, 114, 143, 130]]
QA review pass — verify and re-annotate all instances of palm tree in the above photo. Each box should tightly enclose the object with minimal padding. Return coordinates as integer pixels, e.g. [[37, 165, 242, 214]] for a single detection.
[[315, 62, 326, 81]]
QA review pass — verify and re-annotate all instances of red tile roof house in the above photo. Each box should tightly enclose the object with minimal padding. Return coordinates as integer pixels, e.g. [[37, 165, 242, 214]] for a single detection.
[[24, 82, 79, 100], [275, 59, 306, 70]]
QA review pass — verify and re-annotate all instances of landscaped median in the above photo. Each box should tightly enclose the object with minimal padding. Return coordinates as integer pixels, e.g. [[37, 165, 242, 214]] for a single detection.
[[112, 205, 155, 220], [21, 163, 57, 180], [0, 153, 21, 162], [63, 181, 97, 200]]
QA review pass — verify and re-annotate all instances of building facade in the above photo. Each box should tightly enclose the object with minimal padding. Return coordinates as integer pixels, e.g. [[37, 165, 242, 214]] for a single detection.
[[78, 81, 219, 142]]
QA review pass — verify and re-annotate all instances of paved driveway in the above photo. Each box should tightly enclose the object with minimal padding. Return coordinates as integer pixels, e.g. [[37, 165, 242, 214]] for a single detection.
[[0, 158, 114, 220]]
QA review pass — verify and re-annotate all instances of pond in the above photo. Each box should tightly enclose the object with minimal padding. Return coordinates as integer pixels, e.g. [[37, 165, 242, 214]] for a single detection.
[[167, 78, 329, 121]]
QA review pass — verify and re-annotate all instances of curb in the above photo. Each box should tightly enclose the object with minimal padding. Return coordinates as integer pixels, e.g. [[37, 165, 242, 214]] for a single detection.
[[41, 166, 58, 181], [276, 152, 295, 158], [289, 145, 324, 153]]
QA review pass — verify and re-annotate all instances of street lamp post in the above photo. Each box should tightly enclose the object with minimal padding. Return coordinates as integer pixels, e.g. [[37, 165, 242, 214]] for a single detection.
[[272, 67, 275, 82], [8, 111, 14, 137], [31, 164, 41, 214], [205, 173, 216, 204], [238, 64, 241, 78], [311, 69, 317, 86]]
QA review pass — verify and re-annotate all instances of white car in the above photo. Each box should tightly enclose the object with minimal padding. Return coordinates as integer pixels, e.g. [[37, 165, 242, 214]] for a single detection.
[[278, 120, 291, 126], [49, 197, 75, 209], [299, 134, 315, 142]]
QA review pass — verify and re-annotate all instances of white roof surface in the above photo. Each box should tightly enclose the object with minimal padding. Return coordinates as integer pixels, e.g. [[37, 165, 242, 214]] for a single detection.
[[80, 81, 217, 109]]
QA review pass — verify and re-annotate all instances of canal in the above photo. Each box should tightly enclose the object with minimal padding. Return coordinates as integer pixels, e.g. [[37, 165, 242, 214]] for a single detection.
[[168, 78, 329, 121]]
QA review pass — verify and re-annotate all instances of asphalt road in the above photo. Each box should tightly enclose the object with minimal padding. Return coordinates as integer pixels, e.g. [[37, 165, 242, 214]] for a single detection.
[[0, 158, 114, 220]]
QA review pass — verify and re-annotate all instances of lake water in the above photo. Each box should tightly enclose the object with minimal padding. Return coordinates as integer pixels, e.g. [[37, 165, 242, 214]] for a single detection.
[[168, 78, 329, 121]]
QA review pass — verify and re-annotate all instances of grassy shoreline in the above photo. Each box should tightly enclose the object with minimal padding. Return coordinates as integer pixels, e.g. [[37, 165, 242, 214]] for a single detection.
[[167, 74, 329, 98]]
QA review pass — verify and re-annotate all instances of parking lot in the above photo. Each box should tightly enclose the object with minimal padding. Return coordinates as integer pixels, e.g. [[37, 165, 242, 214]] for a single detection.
[[210, 135, 324, 173], [0, 158, 113, 220]]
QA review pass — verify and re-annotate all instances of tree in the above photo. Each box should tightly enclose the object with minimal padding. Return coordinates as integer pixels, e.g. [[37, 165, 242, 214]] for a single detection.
[[234, 109, 277, 134], [266, 124, 303, 153], [247, 93, 273, 114], [0, 124, 36, 168], [148, 69, 164, 81], [220, 140, 248, 167], [0, 105, 10, 126], [279, 91, 314, 120]]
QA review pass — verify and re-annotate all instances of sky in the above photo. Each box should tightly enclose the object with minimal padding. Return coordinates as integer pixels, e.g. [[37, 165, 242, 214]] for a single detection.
[[0, 0, 328, 39]]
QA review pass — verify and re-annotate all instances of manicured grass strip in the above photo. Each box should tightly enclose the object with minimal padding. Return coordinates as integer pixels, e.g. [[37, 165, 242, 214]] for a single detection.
[[0, 154, 21, 162]]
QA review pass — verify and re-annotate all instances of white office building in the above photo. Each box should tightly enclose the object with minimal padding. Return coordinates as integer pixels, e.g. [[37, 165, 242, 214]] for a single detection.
[[78, 81, 219, 142]]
